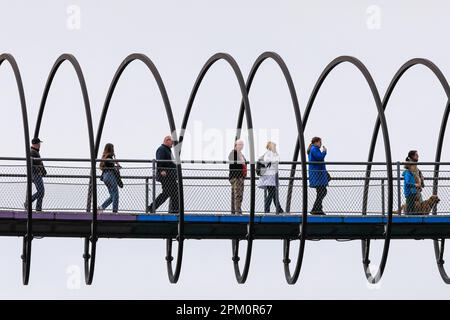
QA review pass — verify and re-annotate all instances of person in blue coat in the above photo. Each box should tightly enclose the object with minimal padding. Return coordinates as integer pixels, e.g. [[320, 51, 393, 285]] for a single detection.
[[403, 158, 419, 214], [307, 137, 329, 215]]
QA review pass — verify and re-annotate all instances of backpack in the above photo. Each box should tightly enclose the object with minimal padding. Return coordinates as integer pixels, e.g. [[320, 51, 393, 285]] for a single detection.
[[256, 153, 271, 176]]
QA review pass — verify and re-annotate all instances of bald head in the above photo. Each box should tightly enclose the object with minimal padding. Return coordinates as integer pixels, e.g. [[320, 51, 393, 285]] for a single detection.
[[234, 139, 244, 152], [163, 135, 173, 148]]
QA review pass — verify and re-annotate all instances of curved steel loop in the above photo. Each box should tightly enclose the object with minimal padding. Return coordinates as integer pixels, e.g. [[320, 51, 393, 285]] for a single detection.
[[234, 52, 308, 284], [179, 53, 255, 284], [0, 54, 33, 285], [365, 58, 450, 284], [94, 53, 184, 283], [288, 56, 394, 284], [34, 54, 97, 285]]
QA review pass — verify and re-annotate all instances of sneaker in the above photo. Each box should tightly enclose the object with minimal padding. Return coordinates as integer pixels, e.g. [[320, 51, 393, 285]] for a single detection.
[[310, 211, 326, 215]]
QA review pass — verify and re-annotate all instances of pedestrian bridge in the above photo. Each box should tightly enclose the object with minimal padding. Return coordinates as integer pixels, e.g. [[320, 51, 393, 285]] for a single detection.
[[2, 51, 450, 287]]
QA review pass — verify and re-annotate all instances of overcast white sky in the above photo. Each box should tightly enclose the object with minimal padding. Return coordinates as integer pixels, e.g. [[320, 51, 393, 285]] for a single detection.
[[1, 0, 450, 299]]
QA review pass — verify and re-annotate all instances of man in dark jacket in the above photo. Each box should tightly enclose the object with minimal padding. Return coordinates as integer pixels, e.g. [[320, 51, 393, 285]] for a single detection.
[[25, 137, 46, 211], [148, 136, 179, 213]]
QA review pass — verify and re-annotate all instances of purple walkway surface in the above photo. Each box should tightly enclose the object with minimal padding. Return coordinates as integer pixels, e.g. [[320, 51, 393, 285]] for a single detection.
[[0, 210, 136, 221]]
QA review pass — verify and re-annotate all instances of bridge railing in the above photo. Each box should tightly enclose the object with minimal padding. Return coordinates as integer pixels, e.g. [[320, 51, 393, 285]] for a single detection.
[[0, 157, 448, 215]]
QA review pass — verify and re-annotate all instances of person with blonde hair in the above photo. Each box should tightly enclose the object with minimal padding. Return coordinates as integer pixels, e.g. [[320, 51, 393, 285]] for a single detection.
[[257, 141, 283, 214]]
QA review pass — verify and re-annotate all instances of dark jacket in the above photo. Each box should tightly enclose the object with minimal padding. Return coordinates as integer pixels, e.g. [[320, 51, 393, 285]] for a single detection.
[[156, 144, 176, 180], [101, 155, 115, 171], [31, 147, 47, 177], [228, 150, 247, 180], [308, 145, 328, 187]]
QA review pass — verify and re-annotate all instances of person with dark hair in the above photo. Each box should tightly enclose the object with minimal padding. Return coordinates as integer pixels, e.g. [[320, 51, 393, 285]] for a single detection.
[[229, 139, 247, 215], [148, 136, 179, 214], [25, 138, 46, 212], [407, 150, 424, 202], [307, 137, 329, 215], [98, 143, 121, 213], [403, 157, 420, 214]]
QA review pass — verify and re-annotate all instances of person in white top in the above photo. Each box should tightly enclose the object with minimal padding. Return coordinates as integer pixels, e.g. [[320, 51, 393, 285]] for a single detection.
[[257, 141, 284, 214]]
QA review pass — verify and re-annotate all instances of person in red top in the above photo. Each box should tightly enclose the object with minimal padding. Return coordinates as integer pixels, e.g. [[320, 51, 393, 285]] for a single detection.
[[228, 139, 247, 214]]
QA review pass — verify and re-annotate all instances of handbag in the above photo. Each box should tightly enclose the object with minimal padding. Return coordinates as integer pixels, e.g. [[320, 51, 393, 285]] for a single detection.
[[256, 152, 271, 176], [114, 167, 124, 188], [256, 155, 266, 176]]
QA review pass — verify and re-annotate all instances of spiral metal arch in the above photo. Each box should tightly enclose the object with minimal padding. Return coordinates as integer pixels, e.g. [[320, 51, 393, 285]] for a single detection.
[[33, 54, 98, 285], [179, 53, 256, 284], [3, 52, 450, 285], [94, 53, 185, 284], [233, 52, 309, 284], [365, 58, 450, 284], [287, 56, 394, 284], [0, 54, 33, 285]]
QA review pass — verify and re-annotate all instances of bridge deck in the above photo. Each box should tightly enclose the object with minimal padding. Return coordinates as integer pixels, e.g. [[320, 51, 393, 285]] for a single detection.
[[0, 211, 449, 240]]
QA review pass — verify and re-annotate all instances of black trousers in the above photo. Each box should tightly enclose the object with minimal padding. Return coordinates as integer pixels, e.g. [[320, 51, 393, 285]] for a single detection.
[[312, 186, 327, 213], [264, 186, 283, 213], [149, 177, 179, 213]]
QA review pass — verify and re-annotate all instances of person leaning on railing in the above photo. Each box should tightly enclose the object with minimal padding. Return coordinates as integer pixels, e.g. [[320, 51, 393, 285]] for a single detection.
[[24, 137, 46, 212], [98, 143, 121, 214], [148, 135, 179, 214], [229, 139, 247, 215], [307, 136, 329, 215], [403, 158, 421, 214], [407, 150, 425, 202], [257, 141, 283, 214]]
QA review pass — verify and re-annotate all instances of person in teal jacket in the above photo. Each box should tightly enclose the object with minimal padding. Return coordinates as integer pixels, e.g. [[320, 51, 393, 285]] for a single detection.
[[308, 137, 329, 215], [403, 158, 419, 214]]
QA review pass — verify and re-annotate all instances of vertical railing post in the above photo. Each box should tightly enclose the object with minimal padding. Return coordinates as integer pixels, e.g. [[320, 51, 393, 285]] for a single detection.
[[275, 172, 280, 215], [152, 159, 156, 214], [396, 161, 402, 213], [263, 187, 267, 214], [86, 161, 93, 213], [381, 178, 385, 216], [145, 177, 149, 213]]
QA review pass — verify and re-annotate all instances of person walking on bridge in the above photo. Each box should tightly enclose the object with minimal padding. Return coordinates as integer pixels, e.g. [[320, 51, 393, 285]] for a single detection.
[[98, 143, 121, 213], [257, 141, 283, 214], [25, 138, 46, 212], [148, 136, 179, 214], [308, 137, 329, 215]]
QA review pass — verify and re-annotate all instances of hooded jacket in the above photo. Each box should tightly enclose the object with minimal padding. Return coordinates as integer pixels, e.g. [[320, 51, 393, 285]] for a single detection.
[[403, 169, 417, 197]]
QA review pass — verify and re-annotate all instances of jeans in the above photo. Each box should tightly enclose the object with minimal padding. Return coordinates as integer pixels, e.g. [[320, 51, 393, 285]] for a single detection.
[[264, 186, 283, 214], [31, 174, 45, 211], [311, 186, 327, 213], [101, 171, 119, 213], [230, 177, 244, 214], [149, 176, 179, 213]]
